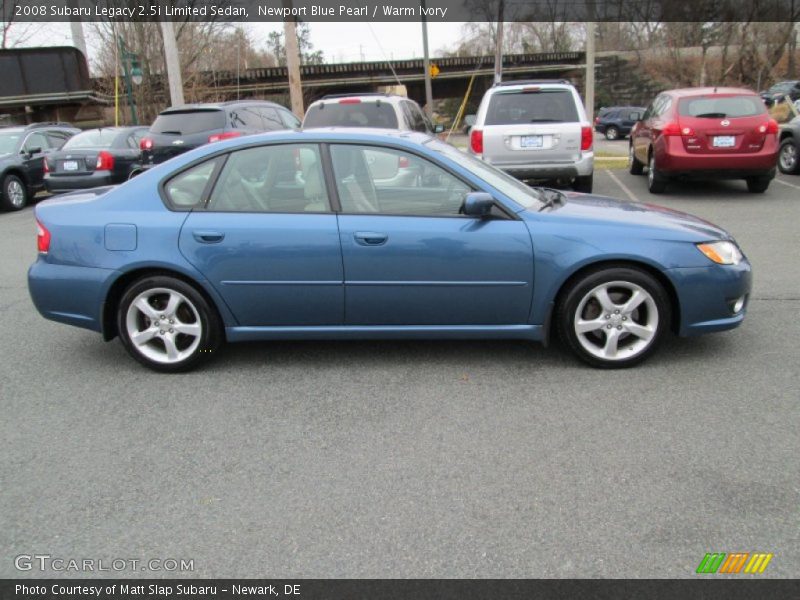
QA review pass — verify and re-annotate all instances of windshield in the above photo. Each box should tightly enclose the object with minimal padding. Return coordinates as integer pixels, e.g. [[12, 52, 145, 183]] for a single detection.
[[63, 129, 119, 149], [678, 96, 765, 118], [303, 102, 399, 129], [486, 89, 579, 125], [0, 132, 22, 154], [426, 139, 544, 210], [151, 110, 226, 135]]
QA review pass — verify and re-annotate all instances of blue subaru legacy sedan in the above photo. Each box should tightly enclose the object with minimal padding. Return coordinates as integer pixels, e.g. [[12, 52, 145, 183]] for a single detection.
[[28, 129, 751, 372]]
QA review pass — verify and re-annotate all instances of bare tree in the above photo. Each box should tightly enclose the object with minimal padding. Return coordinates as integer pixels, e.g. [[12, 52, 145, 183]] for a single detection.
[[1, 0, 34, 49]]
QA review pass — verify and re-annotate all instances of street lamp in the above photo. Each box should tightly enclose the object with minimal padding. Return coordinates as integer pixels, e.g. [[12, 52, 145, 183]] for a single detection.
[[117, 36, 142, 125]]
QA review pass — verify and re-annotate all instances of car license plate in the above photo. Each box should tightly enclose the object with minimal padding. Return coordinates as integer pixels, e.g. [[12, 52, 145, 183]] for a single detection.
[[63, 160, 79, 171], [712, 136, 736, 148], [520, 135, 543, 149]]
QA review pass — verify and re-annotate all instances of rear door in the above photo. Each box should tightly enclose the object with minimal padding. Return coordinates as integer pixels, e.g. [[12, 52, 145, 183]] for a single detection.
[[481, 87, 583, 167], [21, 131, 50, 187], [177, 143, 344, 326], [676, 94, 771, 155]]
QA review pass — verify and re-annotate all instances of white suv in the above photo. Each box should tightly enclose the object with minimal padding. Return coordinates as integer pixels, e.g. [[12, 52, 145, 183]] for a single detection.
[[468, 80, 594, 192]]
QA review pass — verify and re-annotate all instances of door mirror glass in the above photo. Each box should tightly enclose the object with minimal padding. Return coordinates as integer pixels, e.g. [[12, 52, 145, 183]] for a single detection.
[[462, 192, 494, 217]]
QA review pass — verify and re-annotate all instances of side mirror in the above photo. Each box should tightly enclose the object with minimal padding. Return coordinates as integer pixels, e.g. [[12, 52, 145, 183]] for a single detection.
[[433, 124, 445, 134], [26, 146, 43, 156], [462, 192, 494, 217]]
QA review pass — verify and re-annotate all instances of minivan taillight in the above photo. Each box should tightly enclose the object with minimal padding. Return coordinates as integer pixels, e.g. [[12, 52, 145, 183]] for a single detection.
[[95, 151, 115, 171], [208, 131, 243, 143], [580, 125, 593, 151], [36, 219, 50, 254], [140, 137, 153, 151], [470, 129, 483, 154]]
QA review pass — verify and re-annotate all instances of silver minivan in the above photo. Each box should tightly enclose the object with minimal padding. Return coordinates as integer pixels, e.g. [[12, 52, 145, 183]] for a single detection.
[[468, 80, 594, 192]]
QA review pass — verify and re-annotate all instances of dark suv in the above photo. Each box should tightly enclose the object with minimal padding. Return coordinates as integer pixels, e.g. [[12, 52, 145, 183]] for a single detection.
[[138, 100, 300, 170], [760, 80, 800, 107], [0, 122, 79, 211], [594, 106, 645, 140]]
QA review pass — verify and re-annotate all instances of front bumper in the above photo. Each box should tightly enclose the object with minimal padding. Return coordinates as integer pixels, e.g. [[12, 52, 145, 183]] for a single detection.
[[668, 260, 752, 337]]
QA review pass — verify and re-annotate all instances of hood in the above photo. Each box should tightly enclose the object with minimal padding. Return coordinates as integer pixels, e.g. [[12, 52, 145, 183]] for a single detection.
[[536, 192, 732, 241]]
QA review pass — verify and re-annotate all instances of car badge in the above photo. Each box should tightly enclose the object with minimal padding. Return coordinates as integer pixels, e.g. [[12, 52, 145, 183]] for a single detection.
[[172, 140, 185, 145], [720, 120, 730, 127]]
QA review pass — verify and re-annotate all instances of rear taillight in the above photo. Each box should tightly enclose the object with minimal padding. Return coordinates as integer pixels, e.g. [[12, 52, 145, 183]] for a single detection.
[[43, 157, 50, 173], [580, 125, 593, 151], [470, 129, 483, 154], [594, 116, 601, 124], [661, 122, 695, 137], [95, 151, 114, 171], [36, 219, 50, 254], [139, 137, 153, 151], [398, 156, 410, 168], [760, 119, 779, 135], [208, 131, 243, 143]]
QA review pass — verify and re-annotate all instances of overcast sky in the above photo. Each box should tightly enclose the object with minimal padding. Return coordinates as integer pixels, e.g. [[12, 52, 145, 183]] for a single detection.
[[10, 21, 470, 69]]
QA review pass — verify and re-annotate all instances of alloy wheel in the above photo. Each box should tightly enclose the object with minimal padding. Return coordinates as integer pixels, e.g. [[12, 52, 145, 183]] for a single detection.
[[779, 142, 797, 172], [7, 179, 25, 208]]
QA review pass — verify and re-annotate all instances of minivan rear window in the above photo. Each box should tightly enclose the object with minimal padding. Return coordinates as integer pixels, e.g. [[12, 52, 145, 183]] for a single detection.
[[485, 90, 579, 125], [151, 110, 226, 135], [303, 102, 399, 129], [678, 96, 766, 118]]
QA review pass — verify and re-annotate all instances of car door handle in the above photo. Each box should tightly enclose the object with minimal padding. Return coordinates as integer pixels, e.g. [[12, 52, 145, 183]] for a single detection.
[[192, 230, 225, 244], [354, 231, 388, 246]]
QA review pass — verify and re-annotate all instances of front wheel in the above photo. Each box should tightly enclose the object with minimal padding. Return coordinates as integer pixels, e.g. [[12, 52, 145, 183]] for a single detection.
[[778, 138, 800, 174], [117, 275, 223, 372], [1, 174, 28, 211], [557, 267, 670, 368], [605, 126, 619, 141]]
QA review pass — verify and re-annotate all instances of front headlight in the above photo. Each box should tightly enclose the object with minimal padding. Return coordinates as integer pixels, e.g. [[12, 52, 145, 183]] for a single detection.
[[696, 241, 743, 265]]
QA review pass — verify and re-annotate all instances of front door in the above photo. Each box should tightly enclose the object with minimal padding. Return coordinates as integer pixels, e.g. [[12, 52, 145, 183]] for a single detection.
[[329, 143, 534, 326]]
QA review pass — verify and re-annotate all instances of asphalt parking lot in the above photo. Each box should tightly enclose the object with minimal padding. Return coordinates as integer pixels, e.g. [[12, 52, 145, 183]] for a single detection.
[[1, 168, 798, 579]]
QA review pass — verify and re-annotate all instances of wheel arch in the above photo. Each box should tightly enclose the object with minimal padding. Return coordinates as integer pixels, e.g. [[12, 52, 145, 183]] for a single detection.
[[779, 129, 795, 143], [548, 258, 681, 344], [101, 266, 229, 341], [2, 167, 30, 187]]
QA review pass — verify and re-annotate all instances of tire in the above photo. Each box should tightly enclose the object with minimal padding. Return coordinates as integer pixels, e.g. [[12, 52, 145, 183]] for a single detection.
[[628, 144, 644, 175], [1, 174, 28, 211], [557, 266, 671, 368], [605, 126, 619, 141], [745, 176, 771, 193], [647, 153, 667, 194], [573, 174, 593, 193], [778, 138, 800, 174], [117, 275, 223, 372]]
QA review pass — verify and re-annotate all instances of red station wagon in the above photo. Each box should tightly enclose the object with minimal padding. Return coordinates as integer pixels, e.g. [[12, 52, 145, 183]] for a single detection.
[[629, 87, 780, 193]]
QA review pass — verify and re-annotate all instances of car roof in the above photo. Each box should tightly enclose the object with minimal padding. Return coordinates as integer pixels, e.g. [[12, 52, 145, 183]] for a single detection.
[[666, 87, 758, 97], [160, 100, 285, 113], [281, 127, 431, 142], [310, 94, 408, 105]]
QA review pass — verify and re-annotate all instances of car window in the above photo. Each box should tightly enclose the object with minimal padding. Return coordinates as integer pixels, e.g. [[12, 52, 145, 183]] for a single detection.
[[279, 109, 301, 129], [258, 107, 285, 130], [303, 101, 399, 129], [232, 107, 263, 130], [330, 144, 471, 216], [405, 101, 429, 132], [485, 89, 579, 125], [0, 132, 22, 154], [127, 129, 147, 149], [678, 96, 766, 118], [206, 143, 327, 213], [606, 111, 619, 120], [46, 132, 69, 149], [23, 132, 49, 152], [164, 159, 219, 209], [151, 110, 226, 135], [63, 129, 119, 149]]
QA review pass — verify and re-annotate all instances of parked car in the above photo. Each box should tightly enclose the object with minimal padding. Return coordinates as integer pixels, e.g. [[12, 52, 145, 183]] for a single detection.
[[29, 129, 751, 372], [594, 106, 645, 140], [777, 116, 800, 174], [468, 79, 594, 192], [0, 122, 79, 210], [760, 80, 800, 107], [462, 114, 476, 135], [138, 100, 300, 172], [629, 87, 780, 193], [302, 93, 444, 135], [44, 126, 149, 193]]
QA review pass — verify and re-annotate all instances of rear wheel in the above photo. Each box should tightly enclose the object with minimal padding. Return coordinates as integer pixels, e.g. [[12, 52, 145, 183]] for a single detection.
[[647, 154, 667, 194], [745, 176, 771, 193], [557, 267, 670, 368], [605, 126, 619, 141], [1, 174, 28, 211], [778, 138, 800, 174], [628, 144, 644, 175], [573, 174, 593, 193], [117, 275, 222, 372]]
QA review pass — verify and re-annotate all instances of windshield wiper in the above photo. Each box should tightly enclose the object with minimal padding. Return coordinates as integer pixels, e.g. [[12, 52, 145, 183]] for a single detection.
[[694, 113, 727, 118], [538, 188, 566, 212], [529, 119, 561, 123]]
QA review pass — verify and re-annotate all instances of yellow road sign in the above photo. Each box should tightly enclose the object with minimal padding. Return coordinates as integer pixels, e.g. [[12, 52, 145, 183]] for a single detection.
[[429, 63, 440, 78]]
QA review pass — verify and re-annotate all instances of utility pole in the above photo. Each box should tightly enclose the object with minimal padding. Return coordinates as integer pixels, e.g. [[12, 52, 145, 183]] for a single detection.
[[585, 21, 596, 123], [493, 0, 504, 84], [421, 0, 433, 117], [160, 21, 185, 107], [283, 11, 304, 118]]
